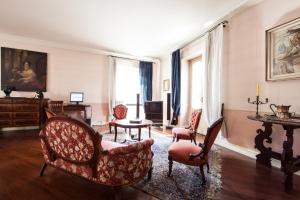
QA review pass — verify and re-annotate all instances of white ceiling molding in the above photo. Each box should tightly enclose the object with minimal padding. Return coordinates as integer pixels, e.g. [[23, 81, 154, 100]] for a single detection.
[[0, 32, 159, 63], [0, 0, 262, 58]]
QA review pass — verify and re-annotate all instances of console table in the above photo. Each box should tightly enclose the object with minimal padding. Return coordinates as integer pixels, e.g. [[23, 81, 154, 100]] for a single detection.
[[63, 104, 92, 125], [0, 97, 48, 129], [247, 115, 300, 191]]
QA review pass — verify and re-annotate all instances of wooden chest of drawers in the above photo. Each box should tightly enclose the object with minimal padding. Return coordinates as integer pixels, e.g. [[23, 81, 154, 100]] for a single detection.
[[0, 97, 47, 129]]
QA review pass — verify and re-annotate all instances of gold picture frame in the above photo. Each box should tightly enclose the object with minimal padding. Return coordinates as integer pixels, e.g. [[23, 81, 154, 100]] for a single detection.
[[266, 17, 300, 81], [163, 79, 170, 91]]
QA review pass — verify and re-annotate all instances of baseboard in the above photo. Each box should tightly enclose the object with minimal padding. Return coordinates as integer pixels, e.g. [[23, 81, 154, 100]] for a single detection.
[[215, 138, 300, 176], [0, 126, 39, 132]]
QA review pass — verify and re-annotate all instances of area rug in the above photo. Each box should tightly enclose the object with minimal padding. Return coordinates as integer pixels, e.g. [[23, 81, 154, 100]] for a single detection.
[[101, 129, 222, 200]]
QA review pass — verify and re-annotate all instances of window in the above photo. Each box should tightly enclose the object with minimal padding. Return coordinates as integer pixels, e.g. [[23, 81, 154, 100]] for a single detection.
[[115, 58, 144, 119], [189, 56, 203, 110]]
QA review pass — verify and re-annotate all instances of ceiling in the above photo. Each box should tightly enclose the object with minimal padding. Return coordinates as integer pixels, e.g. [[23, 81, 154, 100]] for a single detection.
[[0, 0, 255, 58]]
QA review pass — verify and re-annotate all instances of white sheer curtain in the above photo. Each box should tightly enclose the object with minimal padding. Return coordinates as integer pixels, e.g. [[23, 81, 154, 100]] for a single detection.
[[202, 25, 224, 126], [108, 56, 116, 120]]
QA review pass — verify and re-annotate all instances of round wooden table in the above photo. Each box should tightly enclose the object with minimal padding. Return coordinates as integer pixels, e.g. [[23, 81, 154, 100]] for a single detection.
[[113, 119, 153, 142]]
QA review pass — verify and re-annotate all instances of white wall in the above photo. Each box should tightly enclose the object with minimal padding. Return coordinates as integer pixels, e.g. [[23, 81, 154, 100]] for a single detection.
[[0, 33, 161, 125]]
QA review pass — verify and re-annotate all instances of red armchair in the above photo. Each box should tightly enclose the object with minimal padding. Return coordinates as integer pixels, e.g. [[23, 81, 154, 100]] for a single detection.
[[168, 117, 223, 184], [39, 115, 154, 187], [172, 110, 202, 144], [109, 104, 128, 133]]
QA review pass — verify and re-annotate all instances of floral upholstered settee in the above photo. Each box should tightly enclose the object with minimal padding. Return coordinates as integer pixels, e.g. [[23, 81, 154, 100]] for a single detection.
[[39, 115, 154, 186]]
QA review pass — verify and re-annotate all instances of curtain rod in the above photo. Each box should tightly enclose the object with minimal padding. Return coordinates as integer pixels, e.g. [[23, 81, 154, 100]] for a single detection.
[[179, 20, 228, 50], [110, 55, 153, 63]]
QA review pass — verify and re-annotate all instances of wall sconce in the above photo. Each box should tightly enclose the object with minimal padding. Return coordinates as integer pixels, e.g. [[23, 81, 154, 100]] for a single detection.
[[163, 79, 170, 91]]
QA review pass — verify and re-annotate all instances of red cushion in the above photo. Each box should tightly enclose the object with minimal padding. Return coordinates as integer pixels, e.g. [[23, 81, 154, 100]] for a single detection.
[[172, 127, 193, 140], [190, 111, 201, 130], [101, 140, 126, 151], [168, 141, 207, 166]]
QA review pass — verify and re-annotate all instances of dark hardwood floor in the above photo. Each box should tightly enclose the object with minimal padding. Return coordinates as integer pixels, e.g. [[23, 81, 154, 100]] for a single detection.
[[0, 129, 299, 200]]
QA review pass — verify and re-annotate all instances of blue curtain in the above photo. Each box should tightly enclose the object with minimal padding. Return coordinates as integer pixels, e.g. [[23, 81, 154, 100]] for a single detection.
[[171, 49, 181, 125], [139, 61, 153, 103]]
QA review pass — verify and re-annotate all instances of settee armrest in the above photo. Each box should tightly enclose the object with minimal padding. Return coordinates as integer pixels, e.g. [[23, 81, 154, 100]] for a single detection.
[[106, 139, 154, 155], [96, 139, 154, 186]]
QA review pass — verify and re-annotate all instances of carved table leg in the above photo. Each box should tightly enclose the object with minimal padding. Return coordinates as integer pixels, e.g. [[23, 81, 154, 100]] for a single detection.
[[114, 125, 118, 142], [281, 126, 294, 191], [254, 122, 272, 167]]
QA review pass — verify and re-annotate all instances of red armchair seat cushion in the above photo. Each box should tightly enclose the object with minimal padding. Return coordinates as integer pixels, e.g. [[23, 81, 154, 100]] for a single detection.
[[172, 127, 193, 140], [168, 141, 207, 166]]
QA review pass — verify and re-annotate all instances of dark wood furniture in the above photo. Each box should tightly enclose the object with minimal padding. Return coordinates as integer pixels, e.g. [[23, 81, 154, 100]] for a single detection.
[[168, 117, 224, 184], [0, 97, 47, 129], [248, 115, 300, 191], [48, 101, 64, 114], [144, 101, 163, 125], [114, 119, 153, 142], [63, 104, 92, 125]]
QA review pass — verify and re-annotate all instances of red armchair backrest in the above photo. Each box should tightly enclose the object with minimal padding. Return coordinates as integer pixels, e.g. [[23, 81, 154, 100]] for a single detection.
[[40, 116, 101, 164], [189, 110, 202, 131], [203, 117, 224, 153], [113, 104, 128, 119]]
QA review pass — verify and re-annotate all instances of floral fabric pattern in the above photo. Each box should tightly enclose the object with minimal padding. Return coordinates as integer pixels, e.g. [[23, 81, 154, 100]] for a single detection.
[[40, 116, 154, 187], [96, 139, 153, 186], [53, 159, 92, 179], [44, 120, 94, 162]]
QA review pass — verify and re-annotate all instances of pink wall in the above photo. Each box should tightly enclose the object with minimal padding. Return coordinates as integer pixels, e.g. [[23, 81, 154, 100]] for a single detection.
[[0, 34, 110, 124], [224, 0, 300, 154], [159, 0, 300, 155]]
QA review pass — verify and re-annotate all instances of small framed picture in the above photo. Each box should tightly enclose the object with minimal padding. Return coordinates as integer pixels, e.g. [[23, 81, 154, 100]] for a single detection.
[[266, 17, 300, 81], [163, 79, 170, 91]]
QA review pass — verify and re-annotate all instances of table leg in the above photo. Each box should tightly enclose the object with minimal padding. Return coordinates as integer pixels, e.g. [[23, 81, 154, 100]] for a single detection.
[[114, 125, 118, 142], [138, 128, 141, 141], [281, 126, 294, 191], [254, 122, 272, 167], [149, 126, 151, 138]]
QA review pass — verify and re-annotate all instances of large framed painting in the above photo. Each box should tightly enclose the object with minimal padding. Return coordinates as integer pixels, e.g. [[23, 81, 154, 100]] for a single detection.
[[1, 47, 47, 91], [266, 17, 300, 81]]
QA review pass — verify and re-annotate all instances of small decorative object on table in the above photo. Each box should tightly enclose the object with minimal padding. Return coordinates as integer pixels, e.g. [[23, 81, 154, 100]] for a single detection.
[[3, 86, 15, 97], [248, 84, 268, 117], [269, 104, 295, 119], [129, 118, 142, 124], [36, 90, 44, 99]]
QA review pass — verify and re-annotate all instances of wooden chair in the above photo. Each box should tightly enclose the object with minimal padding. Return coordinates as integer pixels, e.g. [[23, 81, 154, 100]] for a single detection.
[[45, 109, 56, 119], [172, 110, 202, 144], [109, 104, 128, 133], [168, 117, 224, 184], [48, 101, 64, 115]]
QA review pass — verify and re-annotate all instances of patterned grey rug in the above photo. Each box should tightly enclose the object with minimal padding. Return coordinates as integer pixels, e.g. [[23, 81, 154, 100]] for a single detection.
[[101, 129, 222, 200]]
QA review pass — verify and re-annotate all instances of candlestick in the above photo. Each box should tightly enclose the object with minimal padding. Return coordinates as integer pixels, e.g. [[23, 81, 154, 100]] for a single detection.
[[248, 95, 268, 117]]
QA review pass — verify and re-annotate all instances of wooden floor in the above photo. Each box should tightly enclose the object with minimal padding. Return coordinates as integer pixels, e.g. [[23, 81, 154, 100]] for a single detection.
[[0, 129, 300, 200]]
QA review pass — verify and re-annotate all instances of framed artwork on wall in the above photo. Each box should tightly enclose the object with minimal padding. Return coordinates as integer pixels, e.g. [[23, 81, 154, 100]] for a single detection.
[[163, 79, 170, 91], [1, 47, 47, 91], [266, 17, 300, 81]]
